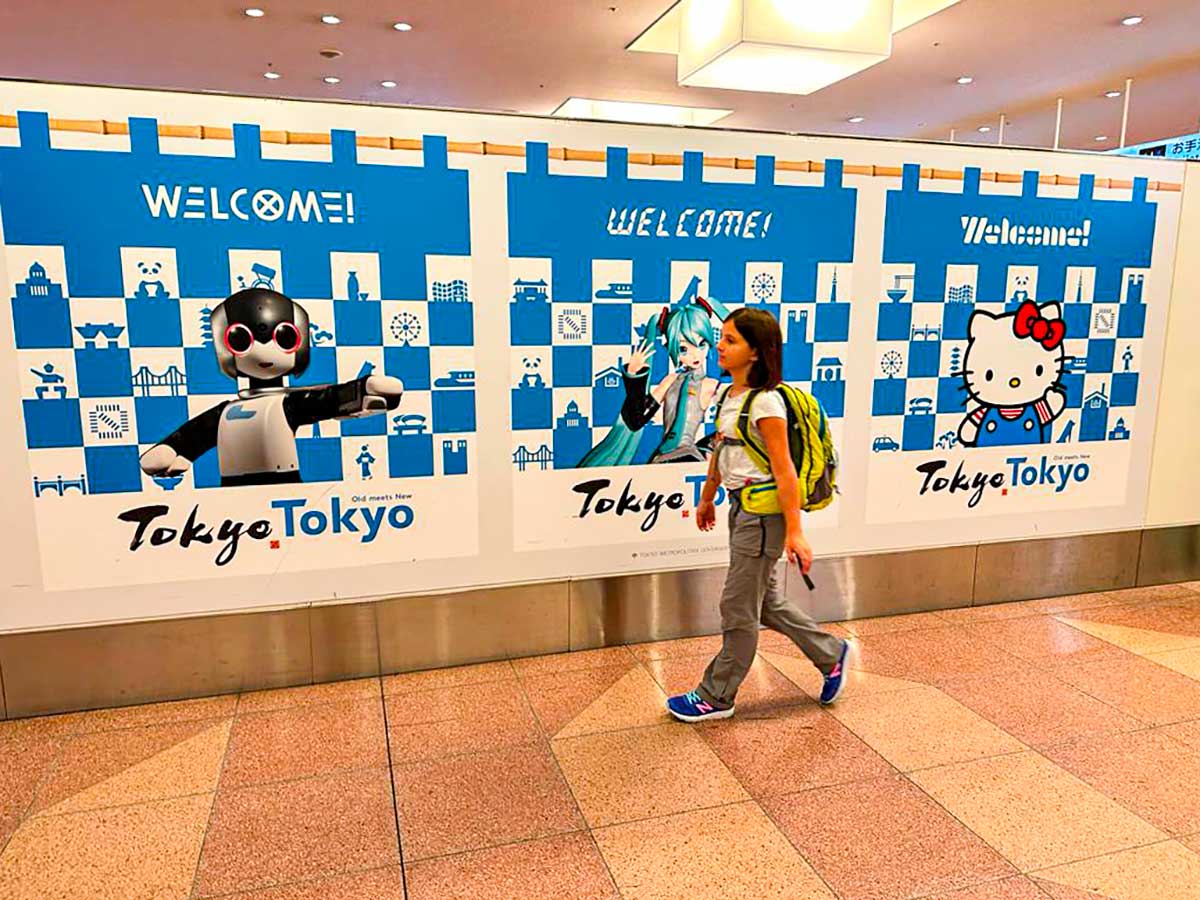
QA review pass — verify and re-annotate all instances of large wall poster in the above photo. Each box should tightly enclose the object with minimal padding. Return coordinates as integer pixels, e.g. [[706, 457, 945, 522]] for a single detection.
[[507, 146, 858, 550], [2, 111, 480, 591], [0, 81, 1186, 630], [866, 165, 1163, 522]]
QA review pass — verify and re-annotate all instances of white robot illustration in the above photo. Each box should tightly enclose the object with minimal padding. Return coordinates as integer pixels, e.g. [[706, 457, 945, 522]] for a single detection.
[[139, 288, 403, 487]]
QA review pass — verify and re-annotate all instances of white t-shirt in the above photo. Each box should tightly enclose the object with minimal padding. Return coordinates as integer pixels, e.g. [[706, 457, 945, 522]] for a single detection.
[[716, 387, 787, 490]]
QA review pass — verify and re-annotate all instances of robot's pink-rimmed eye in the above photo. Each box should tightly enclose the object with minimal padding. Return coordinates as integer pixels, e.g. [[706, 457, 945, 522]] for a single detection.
[[223, 323, 254, 356], [273, 321, 302, 353]]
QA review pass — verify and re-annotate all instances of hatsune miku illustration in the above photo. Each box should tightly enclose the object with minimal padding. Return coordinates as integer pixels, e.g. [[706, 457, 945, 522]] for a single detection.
[[957, 299, 1068, 447], [578, 275, 730, 466]]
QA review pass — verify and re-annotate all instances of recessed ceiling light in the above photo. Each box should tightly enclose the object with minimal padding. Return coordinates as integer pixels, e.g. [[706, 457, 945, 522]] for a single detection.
[[552, 97, 732, 127], [847, 116, 865, 123], [244, 7, 265, 16], [1095, 135, 1109, 142], [321, 14, 341, 24], [956, 75, 974, 85], [1105, 90, 1122, 98], [1121, 15, 1143, 25], [263, 71, 281, 80], [393, 21, 413, 31], [323, 76, 341, 84], [978, 125, 992, 133], [380, 80, 397, 88]]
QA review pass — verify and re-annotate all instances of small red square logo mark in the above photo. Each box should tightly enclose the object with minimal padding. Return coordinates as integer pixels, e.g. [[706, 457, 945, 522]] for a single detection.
[[270, 540, 281, 549], [1001, 489, 1008, 497], [682, 510, 690, 518]]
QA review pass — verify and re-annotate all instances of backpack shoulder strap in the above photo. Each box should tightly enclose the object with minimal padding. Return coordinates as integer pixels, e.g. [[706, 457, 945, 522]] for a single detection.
[[737, 388, 771, 470]]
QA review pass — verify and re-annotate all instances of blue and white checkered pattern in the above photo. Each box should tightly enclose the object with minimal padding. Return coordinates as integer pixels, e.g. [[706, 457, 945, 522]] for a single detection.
[[505, 146, 859, 471], [869, 165, 1156, 454], [11, 250, 477, 494], [1, 112, 476, 497]]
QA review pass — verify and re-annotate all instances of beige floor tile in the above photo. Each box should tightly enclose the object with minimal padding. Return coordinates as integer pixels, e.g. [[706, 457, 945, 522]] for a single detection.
[[238, 678, 380, 714], [393, 746, 582, 861], [909, 751, 1167, 872], [1055, 656, 1200, 726], [764, 774, 1016, 900], [917, 876, 1051, 900], [1041, 729, 1200, 836], [628, 635, 724, 661], [939, 671, 1144, 750], [406, 833, 619, 900], [382, 660, 517, 695], [554, 666, 669, 739], [1145, 646, 1200, 682], [593, 801, 834, 900], [71, 695, 238, 734], [965, 616, 1130, 664], [1103, 584, 1200, 605], [552, 724, 747, 828], [0, 794, 212, 900], [1160, 719, 1200, 751], [840, 611, 951, 636], [33, 719, 230, 817], [1034, 840, 1200, 899], [513, 647, 637, 678], [220, 867, 405, 899], [1056, 618, 1200, 657], [935, 603, 1044, 624], [760, 649, 922, 703], [827, 684, 1026, 771], [1021, 592, 1128, 615]]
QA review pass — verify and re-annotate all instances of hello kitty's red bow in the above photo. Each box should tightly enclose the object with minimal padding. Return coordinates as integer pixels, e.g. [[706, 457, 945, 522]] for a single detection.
[[1013, 301, 1065, 350]]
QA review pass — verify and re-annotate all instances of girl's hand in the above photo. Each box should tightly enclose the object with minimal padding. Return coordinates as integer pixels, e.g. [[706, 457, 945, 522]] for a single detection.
[[696, 500, 717, 531], [626, 341, 653, 375], [785, 531, 813, 573]]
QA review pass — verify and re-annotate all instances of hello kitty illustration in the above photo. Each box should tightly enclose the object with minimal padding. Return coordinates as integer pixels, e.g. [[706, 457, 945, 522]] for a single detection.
[[958, 300, 1068, 447]]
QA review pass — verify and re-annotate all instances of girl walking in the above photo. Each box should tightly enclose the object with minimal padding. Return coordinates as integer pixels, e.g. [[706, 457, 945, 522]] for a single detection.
[[666, 308, 852, 722]]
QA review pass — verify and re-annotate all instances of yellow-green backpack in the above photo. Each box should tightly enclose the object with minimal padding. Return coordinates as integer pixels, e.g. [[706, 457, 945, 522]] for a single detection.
[[716, 385, 838, 515]]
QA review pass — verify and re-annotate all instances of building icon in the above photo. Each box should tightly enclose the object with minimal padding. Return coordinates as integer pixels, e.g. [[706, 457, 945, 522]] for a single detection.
[[511, 278, 551, 345], [553, 399, 592, 469], [593, 361, 625, 425], [75, 322, 125, 350], [15, 262, 64, 300], [514, 279, 548, 303], [1080, 384, 1110, 442], [442, 439, 469, 475], [784, 309, 813, 381], [811, 357, 845, 417], [432, 279, 470, 304], [1126, 273, 1144, 304], [948, 284, 974, 303]]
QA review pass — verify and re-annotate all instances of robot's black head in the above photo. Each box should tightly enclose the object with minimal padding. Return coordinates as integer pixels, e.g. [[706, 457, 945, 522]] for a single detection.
[[210, 288, 311, 380]]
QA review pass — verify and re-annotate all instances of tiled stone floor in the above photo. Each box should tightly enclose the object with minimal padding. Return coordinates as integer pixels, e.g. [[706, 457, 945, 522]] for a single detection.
[[4, 582, 1200, 898]]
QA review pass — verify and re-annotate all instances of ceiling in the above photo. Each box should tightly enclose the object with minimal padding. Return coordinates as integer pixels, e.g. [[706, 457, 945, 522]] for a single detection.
[[0, 0, 1198, 152]]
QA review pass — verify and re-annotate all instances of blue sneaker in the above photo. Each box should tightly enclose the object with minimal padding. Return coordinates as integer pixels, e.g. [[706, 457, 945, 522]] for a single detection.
[[820, 640, 854, 706], [666, 690, 735, 723]]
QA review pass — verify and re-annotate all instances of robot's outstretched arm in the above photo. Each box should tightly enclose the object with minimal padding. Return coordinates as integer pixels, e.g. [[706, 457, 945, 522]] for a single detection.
[[284, 376, 403, 430], [140, 402, 227, 475]]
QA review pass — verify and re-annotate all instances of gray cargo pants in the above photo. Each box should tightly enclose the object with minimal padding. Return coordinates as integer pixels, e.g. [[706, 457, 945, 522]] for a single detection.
[[697, 492, 843, 709]]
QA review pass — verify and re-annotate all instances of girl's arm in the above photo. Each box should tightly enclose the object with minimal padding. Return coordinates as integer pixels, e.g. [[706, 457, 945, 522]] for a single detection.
[[759, 415, 812, 571]]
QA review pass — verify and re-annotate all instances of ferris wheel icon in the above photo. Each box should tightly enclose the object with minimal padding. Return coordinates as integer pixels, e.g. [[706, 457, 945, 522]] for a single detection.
[[751, 272, 778, 303], [881, 350, 904, 378], [390, 312, 422, 346]]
